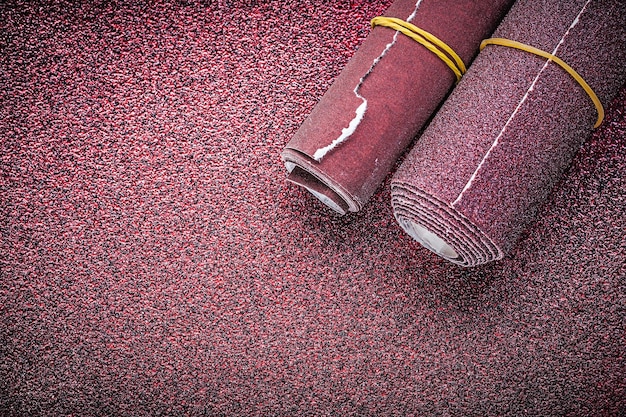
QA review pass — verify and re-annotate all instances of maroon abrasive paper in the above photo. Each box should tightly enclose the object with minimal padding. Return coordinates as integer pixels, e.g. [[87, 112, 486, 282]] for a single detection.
[[281, 0, 513, 215], [391, 0, 626, 267], [2, 1, 626, 414]]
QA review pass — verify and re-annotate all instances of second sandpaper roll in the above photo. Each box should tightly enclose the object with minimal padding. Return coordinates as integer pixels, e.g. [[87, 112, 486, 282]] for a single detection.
[[281, 0, 513, 214], [391, 0, 626, 267]]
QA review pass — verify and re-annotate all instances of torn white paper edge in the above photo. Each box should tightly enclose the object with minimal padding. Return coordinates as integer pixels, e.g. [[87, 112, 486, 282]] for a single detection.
[[312, 93, 368, 161], [313, 0, 424, 162]]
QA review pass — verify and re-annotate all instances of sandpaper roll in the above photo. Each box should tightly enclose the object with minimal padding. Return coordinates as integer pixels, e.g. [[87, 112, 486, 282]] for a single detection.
[[281, 0, 514, 215], [391, 0, 626, 267]]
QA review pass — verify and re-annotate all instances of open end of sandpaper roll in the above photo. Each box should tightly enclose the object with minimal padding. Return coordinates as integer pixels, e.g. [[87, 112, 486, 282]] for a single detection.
[[392, 182, 502, 267], [284, 159, 352, 215], [285, 161, 350, 215], [399, 219, 459, 259]]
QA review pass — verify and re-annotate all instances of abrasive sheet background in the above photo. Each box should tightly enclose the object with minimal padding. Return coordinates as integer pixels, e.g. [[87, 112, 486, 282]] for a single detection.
[[392, 0, 626, 266], [282, 0, 513, 214], [1, 0, 625, 416]]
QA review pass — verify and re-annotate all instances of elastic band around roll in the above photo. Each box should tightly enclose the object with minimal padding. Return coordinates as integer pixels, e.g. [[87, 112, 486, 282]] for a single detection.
[[371, 16, 466, 82], [480, 37, 604, 128]]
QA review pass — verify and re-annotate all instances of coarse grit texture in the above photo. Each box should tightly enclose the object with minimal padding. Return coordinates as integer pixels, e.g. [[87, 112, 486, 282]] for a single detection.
[[1, 1, 624, 416]]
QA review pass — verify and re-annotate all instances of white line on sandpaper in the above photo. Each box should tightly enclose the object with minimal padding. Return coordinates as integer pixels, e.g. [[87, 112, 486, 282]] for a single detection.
[[451, 0, 592, 206]]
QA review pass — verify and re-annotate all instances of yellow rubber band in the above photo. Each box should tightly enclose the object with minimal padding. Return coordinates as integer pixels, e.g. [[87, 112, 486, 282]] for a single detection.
[[371, 16, 466, 83], [480, 38, 604, 128]]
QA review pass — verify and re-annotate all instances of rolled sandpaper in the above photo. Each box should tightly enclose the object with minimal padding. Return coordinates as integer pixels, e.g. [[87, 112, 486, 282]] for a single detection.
[[391, 0, 626, 267], [281, 0, 514, 215]]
